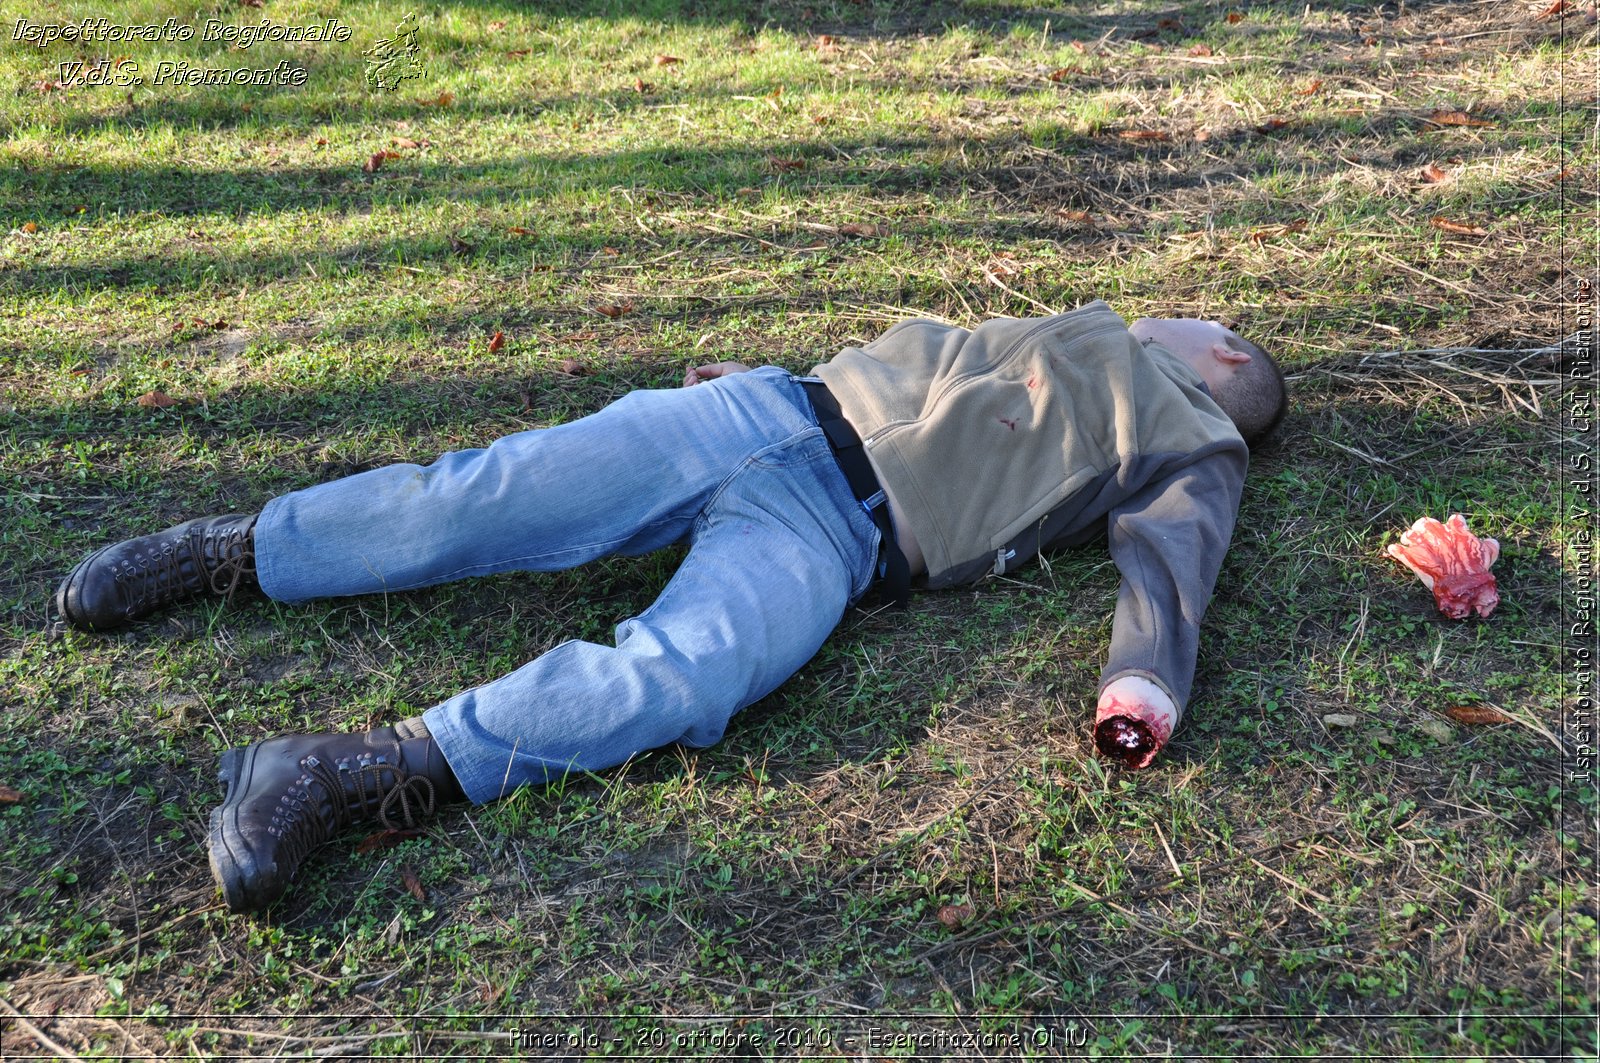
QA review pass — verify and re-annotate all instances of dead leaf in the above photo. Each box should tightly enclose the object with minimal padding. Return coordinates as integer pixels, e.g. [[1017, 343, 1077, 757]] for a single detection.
[[1424, 109, 1495, 129], [21, 222, 38, 233], [839, 222, 888, 237], [356, 828, 424, 854], [0, 784, 23, 804], [1297, 79, 1322, 95], [937, 904, 974, 929], [1444, 704, 1512, 725], [1047, 67, 1073, 82], [135, 390, 178, 409], [1189, 43, 1213, 57], [653, 54, 681, 67], [488, 330, 506, 353], [363, 151, 388, 173], [1116, 129, 1170, 141], [509, 226, 534, 236], [33, 79, 64, 93], [1430, 216, 1488, 236], [400, 866, 426, 901], [593, 301, 634, 319], [560, 358, 586, 376], [766, 155, 805, 171], [1248, 219, 1307, 243], [1419, 162, 1449, 183]]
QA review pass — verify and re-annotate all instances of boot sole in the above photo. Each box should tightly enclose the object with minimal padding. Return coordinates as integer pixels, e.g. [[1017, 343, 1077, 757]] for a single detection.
[[208, 745, 270, 913]]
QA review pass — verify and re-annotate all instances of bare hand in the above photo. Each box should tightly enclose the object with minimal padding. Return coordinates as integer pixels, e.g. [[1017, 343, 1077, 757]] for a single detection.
[[683, 361, 752, 387]]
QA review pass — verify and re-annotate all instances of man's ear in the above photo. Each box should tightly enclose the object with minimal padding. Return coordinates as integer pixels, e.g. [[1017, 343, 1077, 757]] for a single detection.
[[1211, 342, 1252, 366]]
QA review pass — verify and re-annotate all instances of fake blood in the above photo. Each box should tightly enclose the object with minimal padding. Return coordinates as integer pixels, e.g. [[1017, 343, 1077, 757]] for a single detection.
[[1093, 694, 1174, 770], [1098, 716, 1152, 760]]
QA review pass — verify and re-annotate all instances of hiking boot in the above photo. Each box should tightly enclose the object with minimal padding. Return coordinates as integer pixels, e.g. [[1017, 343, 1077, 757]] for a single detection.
[[55, 513, 258, 631], [207, 718, 465, 913]]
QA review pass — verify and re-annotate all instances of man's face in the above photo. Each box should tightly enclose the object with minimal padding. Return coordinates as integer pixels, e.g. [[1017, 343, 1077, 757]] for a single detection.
[[1128, 317, 1252, 393]]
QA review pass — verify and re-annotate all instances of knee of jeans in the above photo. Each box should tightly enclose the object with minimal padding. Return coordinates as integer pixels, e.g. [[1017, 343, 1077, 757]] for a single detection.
[[613, 618, 747, 734]]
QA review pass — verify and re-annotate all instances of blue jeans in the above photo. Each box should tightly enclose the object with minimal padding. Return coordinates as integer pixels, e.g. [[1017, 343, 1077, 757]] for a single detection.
[[253, 368, 882, 803]]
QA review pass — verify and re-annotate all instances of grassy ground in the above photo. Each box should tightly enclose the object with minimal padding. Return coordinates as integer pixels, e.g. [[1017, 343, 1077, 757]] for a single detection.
[[1, 0, 1595, 1057]]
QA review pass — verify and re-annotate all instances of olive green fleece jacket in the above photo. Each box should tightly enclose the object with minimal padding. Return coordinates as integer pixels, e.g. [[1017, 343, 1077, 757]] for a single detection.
[[811, 300, 1249, 719]]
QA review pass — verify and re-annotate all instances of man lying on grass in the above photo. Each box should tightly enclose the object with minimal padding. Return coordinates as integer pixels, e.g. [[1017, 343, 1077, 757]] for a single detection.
[[55, 301, 1287, 913]]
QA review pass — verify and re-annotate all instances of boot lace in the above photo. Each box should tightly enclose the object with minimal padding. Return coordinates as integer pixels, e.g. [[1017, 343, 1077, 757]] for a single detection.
[[111, 519, 256, 609], [114, 540, 197, 610], [199, 521, 257, 598], [271, 757, 438, 872]]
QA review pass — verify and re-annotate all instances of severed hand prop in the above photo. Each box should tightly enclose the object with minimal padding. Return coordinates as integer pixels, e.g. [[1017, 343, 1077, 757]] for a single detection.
[[1386, 513, 1500, 620]]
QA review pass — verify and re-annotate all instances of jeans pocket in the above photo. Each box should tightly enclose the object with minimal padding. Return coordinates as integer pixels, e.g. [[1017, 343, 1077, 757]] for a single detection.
[[705, 429, 881, 604]]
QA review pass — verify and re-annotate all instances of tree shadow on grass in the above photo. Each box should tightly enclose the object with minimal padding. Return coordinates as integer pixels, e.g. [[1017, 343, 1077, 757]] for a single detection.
[[0, 99, 1542, 303], [4, 0, 1563, 144]]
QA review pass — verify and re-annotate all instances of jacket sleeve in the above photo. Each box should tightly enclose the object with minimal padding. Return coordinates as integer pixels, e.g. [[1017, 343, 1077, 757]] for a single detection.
[[1098, 445, 1247, 719]]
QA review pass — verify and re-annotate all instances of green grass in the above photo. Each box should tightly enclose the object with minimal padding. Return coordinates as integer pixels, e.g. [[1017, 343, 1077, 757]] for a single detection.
[[1, 0, 1594, 1058]]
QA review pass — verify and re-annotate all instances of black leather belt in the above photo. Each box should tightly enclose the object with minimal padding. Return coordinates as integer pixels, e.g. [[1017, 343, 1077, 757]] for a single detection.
[[801, 380, 911, 608]]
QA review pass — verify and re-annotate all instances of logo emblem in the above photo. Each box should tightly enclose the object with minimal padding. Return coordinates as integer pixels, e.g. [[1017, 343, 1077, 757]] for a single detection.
[[363, 13, 424, 91]]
